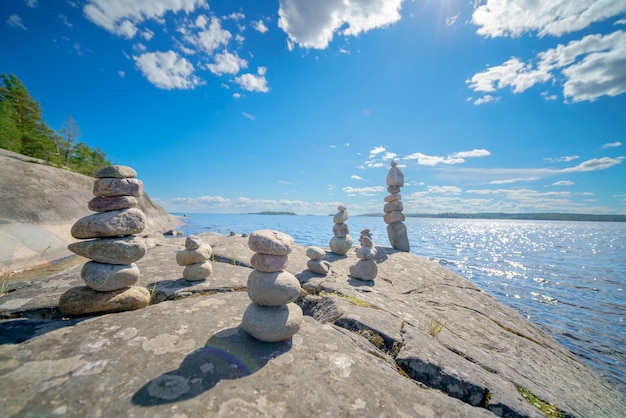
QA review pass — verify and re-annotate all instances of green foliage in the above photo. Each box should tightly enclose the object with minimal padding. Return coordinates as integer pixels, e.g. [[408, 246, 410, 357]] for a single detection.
[[518, 387, 565, 417], [0, 73, 111, 176]]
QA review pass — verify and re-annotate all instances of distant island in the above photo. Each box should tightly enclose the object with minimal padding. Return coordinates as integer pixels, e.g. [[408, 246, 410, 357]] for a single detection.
[[249, 211, 297, 215], [359, 212, 626, 222]]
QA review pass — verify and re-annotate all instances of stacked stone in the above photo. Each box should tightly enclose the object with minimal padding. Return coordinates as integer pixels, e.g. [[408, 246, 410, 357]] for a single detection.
[[176, 235, 213, 281], [242, 230, 303, 342], [329, 204, 353, 255], [349, 230, 378, 281], [384, 161, 410, 252], [306, 246, 330, 275], [59, 165, 150, 316]]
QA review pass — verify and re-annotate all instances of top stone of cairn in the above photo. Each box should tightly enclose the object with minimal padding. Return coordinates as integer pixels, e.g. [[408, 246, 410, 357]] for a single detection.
[[386, 160, 404, 187], [248, 230, 294, 256], [96, 165, 137, 179]]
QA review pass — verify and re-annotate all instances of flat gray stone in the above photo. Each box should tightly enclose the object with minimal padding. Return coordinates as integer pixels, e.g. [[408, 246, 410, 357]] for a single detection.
[[71, 208, 146, 239], [88, 195, 138, 212], [250, 253, 288, 273], [95, 165, 137, 178], [349, 259, 378, 281], [247, 270, 301, 306], [242, 302, 303, 342], [329, 236, 352, 255], [387, 222, 410, 252], [182, 262, 212, 281], [93, 178, 143, 198], [176, 244, 212, 266], [307, 259, 331, 275], [306, 246, 326, 260], [333, 210, 348, 224], [68, 236, 146, 265], [247, 230, 294, 256], [58, 285, 150, 316], [383, 200, 403, 213], [82, 261, 140, 291]]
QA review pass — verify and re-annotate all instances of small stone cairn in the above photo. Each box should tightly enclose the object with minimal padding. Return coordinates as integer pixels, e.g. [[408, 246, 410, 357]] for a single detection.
[[329, 204, 353, 255], [384, 161, 410, 252], [349, 229, 378, 281], [59, 165, 150, 316], [176, 235, 213, 281], [242, 230, 303, 342], [306, 246, 330, 275]]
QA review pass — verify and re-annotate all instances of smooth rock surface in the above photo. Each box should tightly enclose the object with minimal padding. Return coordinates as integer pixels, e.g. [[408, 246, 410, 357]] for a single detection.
[[95, 165, 137, 178], [182, 262, 213, 281], [305, 246, 325, 260], [88, 195, 138, 212], [68, 236, 147, 265], [355, 244, 377, 260], [329, 236, 353, 255], [81, 261, 140, 291], [349, 259, 378, 281], [383, 193, 401, 202], [250, 253, 289, 273], [242, 302, 303, 342], [71, 208, 147, 239], [184, 235, 203, 250], [247, 270, 301, 306], [307, 259, 331, 275], [93, 178, 143, 198], [175, 244, 212, 266], [58, 285, 150, 316], [386, 163, 405, 187], [247, 230, 294, 256]]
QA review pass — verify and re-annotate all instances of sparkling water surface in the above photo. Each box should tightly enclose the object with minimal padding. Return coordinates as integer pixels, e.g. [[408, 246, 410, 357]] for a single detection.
[[174, 213, 626, 394]]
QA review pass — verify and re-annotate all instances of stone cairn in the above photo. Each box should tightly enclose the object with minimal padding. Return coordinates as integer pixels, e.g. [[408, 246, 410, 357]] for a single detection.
[[306, 246, 331, 275], [59, 165, 150, 316], [329, 204, 353, 255], [349, 229, 378, 281], [384, 161, 410, 252], [242, 230, 303, 342], [176, 235, 213, 281]]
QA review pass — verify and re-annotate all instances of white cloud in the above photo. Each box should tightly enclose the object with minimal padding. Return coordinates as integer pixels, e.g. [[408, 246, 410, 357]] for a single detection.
[[544, 155, 580, 163], [351, 175, 364, 180], [187, 16, 232, 54], [134, 50, 202, 89], [446, 13, 459, 27], [382, 152, 397, 161], [472, 0, 626, 38], [26, 0, 38, 7], [601, 141, 622, 149], [489, 177, 539, 185], [7, 15, 27, 30], [84, 0, 206, 39], [369, 146, 386, 157], [467, 30, 626, 102], [118, 70, 126, 78], [452, 149, 490, 158], [342, 186, 385, 196], [404, 149, 490, 166], [427, 186, 462, 195], [207, 50, 248, 75], [253, 19, 269, 33], [242, 112, 255, 120], [473, 94, 500, 105], [553, 180, 574, 186], [561, 156, 625, 173], [277, 0, 403, 49], [234, 66, 270, 92]]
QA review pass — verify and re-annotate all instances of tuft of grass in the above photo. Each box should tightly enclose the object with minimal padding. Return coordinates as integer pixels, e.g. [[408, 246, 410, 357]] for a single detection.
[[0, 279, 9, 298], [426, 316, 447, 338], [518, 387, 565, 418], [318, 290, 378, 309]]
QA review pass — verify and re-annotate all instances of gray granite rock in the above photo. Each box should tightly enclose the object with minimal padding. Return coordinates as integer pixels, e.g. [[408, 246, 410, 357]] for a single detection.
[[176, 244, 212, 266], [88, 195, 138, 212], [355, 244, 377, 260], [93, 178, 143, 198], [307, 259, 331, 275], [58, 285, 150, 316], [333, 210, 348, 224], [387, 185, 401, 194], [182, 262, 213, 281], [384, 193, 401, 202], [349, 259, 378, 281], [247, 230, 294, 256], [68, 236, 147, 265], [305, 246, 325, 260], [81, 261, 140, 291], [384, 210, 406, 224], [242, 302, 303, 342], [387, 222, 410, 252], [247, 270, 301, 306], [185, 235, 203, 250], [250, 253, 289, 273], [329, 236, 353, 255], [71, 208, 147, 239], [332, 222, 349, 238], [95, 165, 137, 178], [386, 160, 404, 186]]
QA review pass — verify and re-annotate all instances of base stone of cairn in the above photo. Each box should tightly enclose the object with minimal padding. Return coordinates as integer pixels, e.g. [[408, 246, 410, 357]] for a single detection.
[[349, 229, 378, 281], [385, 161, 410, 252], [60, 165, 150, 316], [242, 230, 303, 342], [176, 235, 213, 281], [306, 246, 331, 275], [329, 205, 353, 255]]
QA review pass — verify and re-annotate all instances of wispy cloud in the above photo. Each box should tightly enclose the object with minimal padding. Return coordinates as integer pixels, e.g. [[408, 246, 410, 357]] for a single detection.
[[242, 112, 255, 120], [351, 175, 363, 180], [553, 180, 574, 186], [544, 155, 579, 163], [404, 149, 490, 166], [343, 186, 385, 196], [601, 141, 622, 149], [7, 15, 27, 30]]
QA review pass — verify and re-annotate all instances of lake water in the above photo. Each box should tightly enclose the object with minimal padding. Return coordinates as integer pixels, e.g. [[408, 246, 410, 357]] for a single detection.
[[173, 213, 626, 394]]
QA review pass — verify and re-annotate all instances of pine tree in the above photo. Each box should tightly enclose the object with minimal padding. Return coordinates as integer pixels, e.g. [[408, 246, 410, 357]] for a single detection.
[[0, 98, 21, 152], [59, 114, 81, 167]]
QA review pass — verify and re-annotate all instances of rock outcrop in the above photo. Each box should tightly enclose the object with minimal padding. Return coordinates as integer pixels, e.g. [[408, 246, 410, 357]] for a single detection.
[[1, 232, 625, 417], [0, 149, 181, 276]]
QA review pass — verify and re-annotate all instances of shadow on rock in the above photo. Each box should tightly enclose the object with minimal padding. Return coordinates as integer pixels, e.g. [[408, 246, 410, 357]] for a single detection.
[[0, 317, 88, 344], [347, 277, 375, 288], [132, 325, 292, 406]]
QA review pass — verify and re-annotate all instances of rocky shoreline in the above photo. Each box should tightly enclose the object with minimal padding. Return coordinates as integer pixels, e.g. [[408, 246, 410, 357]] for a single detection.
[[1, 231, 625, 417]]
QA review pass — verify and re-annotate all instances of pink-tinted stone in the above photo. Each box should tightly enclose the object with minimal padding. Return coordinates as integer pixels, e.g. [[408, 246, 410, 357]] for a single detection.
[[248, 230, 294, 255], [384, 193, 401, 203], [88, 195, 138, 212], [384, 211, 406, 224], [250, 253, 289, 273]]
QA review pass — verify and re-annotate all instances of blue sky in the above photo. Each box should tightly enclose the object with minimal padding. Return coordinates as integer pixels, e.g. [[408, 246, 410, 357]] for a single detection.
[[2, 0, 625, 215]]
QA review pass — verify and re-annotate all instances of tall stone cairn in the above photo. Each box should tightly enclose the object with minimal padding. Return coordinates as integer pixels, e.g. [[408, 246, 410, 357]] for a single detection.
[[242, 230, 303, 342], [349, 229, 378, 281], [176, 235, 213, 281], [59, 165, 150, 316], [329, 204, 353, 255], [385, 161, 410, 252]]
